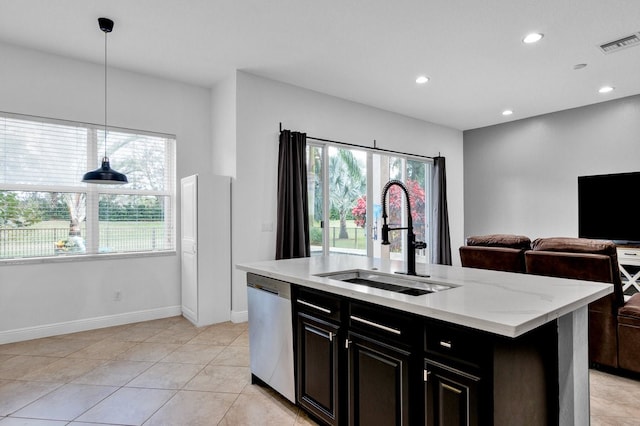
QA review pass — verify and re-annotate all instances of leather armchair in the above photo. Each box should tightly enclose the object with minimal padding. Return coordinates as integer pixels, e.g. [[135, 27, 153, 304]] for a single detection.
[[460, 234, 531, 273], [525, 237, 624, 369]]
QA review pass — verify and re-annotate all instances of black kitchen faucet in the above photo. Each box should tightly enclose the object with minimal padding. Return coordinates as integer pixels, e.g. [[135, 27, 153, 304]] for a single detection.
[[380, 179, 427, 276]]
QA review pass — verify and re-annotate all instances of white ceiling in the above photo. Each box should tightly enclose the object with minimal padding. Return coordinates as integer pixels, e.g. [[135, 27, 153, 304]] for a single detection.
[[1, 0, 639, 130]]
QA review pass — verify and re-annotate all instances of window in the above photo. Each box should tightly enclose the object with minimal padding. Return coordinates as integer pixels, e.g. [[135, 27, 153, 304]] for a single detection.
[[307, 141, 432, 263], [0, 112, 176, 260], [306, 144, 324, 255], [373, 155, 429, 263]]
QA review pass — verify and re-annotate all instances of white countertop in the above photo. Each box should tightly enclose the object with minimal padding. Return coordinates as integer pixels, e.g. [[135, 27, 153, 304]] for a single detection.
[[237, 255, 613, 338]]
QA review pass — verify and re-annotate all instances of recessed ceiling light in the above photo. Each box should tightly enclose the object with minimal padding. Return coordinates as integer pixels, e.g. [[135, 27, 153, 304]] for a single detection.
[[415, 75, 430, 84], [502, 110, 514, 116], [523, 33, 544, 44], [598, 86, 615, 94]]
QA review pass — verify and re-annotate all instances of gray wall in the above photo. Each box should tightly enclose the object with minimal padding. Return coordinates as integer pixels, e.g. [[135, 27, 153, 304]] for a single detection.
[[463, 95, 640, 240]]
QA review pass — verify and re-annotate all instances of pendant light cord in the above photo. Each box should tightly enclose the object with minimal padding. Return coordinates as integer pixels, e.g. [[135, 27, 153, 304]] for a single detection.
[[104, 28, 108, 159], [82, 17, 127, 184]]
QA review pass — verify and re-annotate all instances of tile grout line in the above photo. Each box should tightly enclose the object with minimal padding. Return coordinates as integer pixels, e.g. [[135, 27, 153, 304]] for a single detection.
[[63, 322, 206, 424]]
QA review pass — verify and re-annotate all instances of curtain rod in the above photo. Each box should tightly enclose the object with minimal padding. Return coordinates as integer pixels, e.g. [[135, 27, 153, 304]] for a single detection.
[[279, 122, 437, 160]]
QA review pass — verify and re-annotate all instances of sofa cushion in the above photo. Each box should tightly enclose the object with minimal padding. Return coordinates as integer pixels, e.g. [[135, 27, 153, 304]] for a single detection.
[[530, 237, 617, 256], [465, 234, 531, 249]]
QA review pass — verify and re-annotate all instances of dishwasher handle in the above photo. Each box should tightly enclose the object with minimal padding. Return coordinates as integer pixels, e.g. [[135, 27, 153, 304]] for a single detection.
[[246, 273, 291, 299], [248, 283, 279, 295]]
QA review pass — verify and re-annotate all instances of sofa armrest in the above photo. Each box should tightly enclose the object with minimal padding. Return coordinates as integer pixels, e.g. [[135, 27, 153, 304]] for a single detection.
[[460, 246, 526, 273], [618, 293, 640, 373]]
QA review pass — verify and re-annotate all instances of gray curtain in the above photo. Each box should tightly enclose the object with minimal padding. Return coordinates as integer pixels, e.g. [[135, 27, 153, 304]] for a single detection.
[[275, 130, 310, 259], [431, 156, 452, 265]]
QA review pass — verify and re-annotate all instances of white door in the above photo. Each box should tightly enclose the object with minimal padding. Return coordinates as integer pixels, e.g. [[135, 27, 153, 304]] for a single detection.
[[181, 174, 198, 323]]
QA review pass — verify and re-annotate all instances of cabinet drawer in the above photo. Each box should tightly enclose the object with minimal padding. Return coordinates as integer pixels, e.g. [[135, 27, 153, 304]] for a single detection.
[[617, 247, 640, 265], [296, 287, 342, 322], [425, 320, 489, 367], [349, 301, 418, 346]]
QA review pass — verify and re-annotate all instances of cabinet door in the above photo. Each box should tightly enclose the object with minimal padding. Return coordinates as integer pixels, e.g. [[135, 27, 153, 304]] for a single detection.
[[348, 332, 411, 426], [425, 360, 480, 426], [180, 174, 198, 323], [297, 313, 341, 426]]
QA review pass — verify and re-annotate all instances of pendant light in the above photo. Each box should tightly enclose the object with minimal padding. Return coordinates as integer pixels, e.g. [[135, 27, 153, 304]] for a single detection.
[[82, 17, 128, 184]]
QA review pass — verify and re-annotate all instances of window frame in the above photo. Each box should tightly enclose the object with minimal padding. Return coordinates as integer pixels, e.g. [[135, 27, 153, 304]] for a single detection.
[[308, 139, 433, 261], [0, 111, 177, 264]]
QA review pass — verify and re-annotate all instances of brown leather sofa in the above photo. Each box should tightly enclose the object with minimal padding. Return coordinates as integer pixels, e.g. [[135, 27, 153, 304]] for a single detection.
[[525, 237, 624, 369], [460, 235, 640, 375], [459, 234, 531, 273]]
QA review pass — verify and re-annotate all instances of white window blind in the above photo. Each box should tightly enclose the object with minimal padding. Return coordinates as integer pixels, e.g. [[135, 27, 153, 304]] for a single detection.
[[0, 112, 176, 260]]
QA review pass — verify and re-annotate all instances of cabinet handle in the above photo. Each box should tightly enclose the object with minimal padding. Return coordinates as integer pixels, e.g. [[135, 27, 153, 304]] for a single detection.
[[624, 252, 638, 256], [424, 369, 431, 382], [305, 324, 333, 341], [298, 299, 332, 314], [345, 339, 351, 349], [441, 382, 462, 394], [440, 340, 452, 349], [350, 315, 402, 335]]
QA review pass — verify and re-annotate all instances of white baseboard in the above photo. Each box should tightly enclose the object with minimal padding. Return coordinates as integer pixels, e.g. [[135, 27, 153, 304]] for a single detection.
[[0, 305, 182, 345], [230, 309, 248, 323]]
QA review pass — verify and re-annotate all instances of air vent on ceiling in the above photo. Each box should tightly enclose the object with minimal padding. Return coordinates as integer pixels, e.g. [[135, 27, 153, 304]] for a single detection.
[[599, 32, 640, 54]]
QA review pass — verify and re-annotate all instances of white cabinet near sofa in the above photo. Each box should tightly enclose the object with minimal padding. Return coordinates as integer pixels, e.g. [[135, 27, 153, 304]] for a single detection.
[[617, 247, 640, 301], [181, 174, 231, 326]]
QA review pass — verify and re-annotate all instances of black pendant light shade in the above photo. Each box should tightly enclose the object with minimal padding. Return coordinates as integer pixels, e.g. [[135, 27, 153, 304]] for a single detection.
[[82, 157, 128, 184], [82, 17, 128, 185]]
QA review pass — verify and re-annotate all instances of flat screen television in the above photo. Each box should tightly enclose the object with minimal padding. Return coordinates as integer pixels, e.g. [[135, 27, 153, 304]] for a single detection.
[[578, 171, 640, 245]]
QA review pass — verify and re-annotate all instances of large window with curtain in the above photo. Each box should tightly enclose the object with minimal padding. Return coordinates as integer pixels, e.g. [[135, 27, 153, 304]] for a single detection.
[[0, 112, 176, 261], [306, 141, 432, 263]]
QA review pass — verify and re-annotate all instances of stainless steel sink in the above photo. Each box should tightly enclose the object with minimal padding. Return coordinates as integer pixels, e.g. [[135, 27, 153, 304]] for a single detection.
[[316, 269, 451, 296]]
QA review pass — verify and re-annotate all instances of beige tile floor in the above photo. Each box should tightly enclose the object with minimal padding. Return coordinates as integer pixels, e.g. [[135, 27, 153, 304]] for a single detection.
[[0, 317, 315, 425], [0, 316, 638, 425]]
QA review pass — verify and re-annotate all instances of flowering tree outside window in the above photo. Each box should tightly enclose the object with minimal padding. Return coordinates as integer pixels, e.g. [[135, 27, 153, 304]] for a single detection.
[[352, 178, 426, 251], [352, 196, 367, 228]]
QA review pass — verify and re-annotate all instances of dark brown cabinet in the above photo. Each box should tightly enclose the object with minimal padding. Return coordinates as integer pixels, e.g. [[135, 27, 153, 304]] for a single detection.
[[294, 288, 420, 425], [424, 359, 480, 426], [290, 282, 559, 426], [424, 318, 558, 426], [297, 312, 341, 425], [423, 319, 485, 426], [295, 287, 343, 425], [346, 300, 420, 425], [347, 332, 411, 426]]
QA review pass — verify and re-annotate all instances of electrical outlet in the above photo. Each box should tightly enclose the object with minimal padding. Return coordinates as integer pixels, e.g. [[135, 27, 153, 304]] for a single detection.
[[114, 290, 122, 301]]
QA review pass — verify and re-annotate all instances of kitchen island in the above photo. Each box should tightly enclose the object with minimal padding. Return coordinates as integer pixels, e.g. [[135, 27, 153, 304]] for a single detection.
[[238, 255, 612, 426]]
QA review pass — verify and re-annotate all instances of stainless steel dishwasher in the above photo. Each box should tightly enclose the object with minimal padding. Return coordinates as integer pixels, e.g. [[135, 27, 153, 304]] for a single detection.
[[246, 273, 295, 403]]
